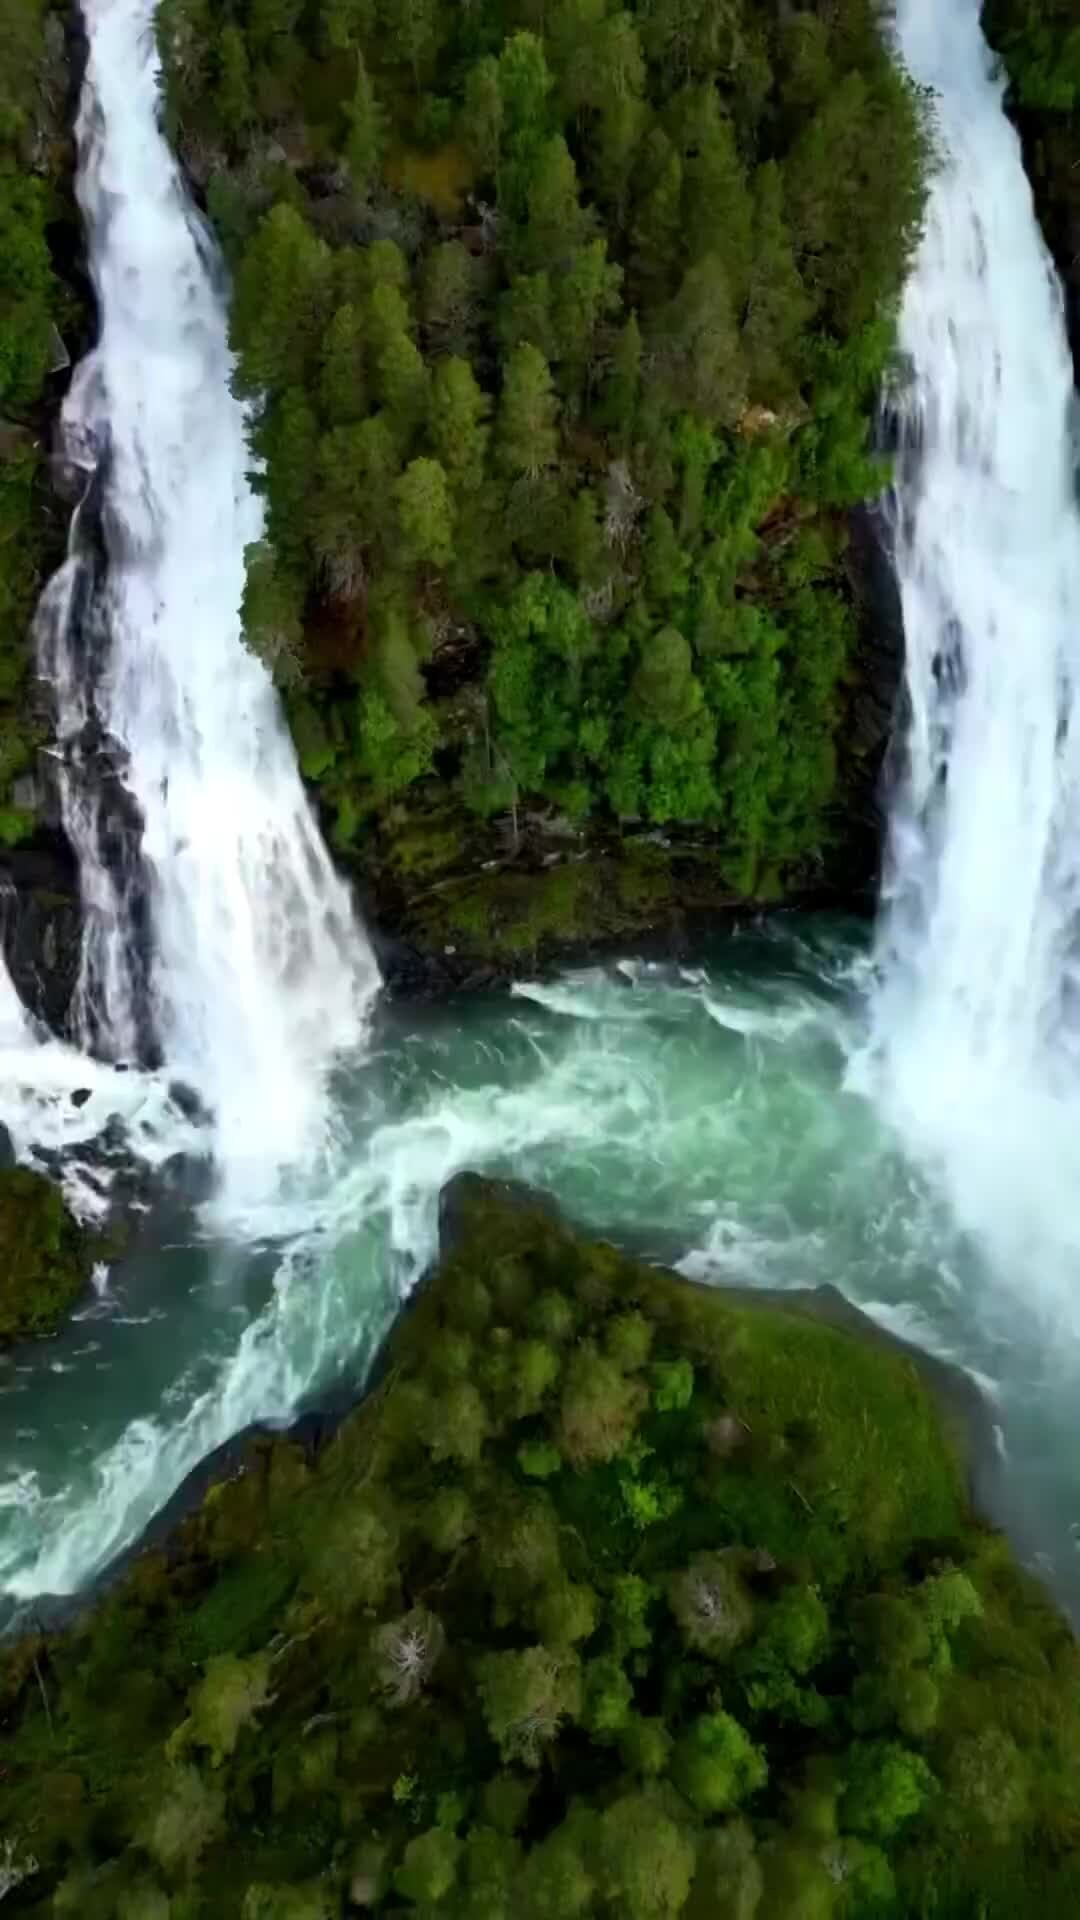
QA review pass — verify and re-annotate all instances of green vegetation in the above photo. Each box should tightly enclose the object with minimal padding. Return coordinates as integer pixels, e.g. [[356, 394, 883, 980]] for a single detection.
[[0, 0, 76, 837], [371, 826, 744, 970], [0, 1164, 90, 1340], [985, 0, 1080, 393], [985, 0, 1080, 111], [158, 0, 929, 903], [4, 1173, 1080, 1915]]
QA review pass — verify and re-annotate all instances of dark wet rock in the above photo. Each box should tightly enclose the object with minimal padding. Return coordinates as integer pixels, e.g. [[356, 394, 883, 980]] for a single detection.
[[838, 501, 907, 899], [366, 924, 458, 1000], [1001, 105, 1080, 378], [0, 832, 82, 1035]]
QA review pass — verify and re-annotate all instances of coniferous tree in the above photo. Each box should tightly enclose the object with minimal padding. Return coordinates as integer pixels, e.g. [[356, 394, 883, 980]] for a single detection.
[[497, 343, 559, 477]]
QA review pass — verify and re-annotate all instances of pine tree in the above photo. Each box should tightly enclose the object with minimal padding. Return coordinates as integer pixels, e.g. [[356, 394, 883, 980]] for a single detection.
[[551, 239, 622, 393], [497, 344, 559, 477], [498, 272, 555, 360], [461, 56, 504, 184], [377, 331, 429, 436], [345, 51, 384, 198], [379, 0, 441, 90], [318, 303, 368, 424], [241, 543, 304, 685], [214, 26, 254, 138], [260, 389, 319, 567], [394, 457, 454, 569], [374, 599, 427, 728], [421, 241, 477, 353], [630, 131, 682, 298], [601, 310, 642, 439], [741, 161, 811, 401], [652, 254, 746, 426], [319, 0, 375, 54], [677, 87, 753, 302], [499, 32, 554, 217], [232, 206, 332, 394], [520, 135, 589, 272], [592, 91, 649, 219], [428, 357, 491, 491]]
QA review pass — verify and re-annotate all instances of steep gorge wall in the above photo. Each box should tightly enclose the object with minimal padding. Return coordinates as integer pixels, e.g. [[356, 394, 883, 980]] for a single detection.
[[0, 0, 91, 1029], [983, 4, 1080, 374]]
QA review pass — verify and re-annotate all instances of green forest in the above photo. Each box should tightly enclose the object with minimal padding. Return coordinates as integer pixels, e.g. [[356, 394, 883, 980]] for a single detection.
[[2, 0, 1078, 925], [4, 10, 1080, 1919], [152, 0, 928, 911], [4, 1178, 1079, 1919], [0, 0, 77, 845]]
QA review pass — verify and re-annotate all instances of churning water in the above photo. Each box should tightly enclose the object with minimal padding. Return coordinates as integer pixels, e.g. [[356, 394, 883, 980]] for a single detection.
[[3, 0, 1080, 1610]]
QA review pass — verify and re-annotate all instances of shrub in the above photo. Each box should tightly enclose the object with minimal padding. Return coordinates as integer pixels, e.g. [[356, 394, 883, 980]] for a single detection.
[[557, 1343, 645, 1465], [394, 1828, 461, 1904], [140, 1767, 226, 1877], [841, 1741, 935, 1840], [169, 1652, 274, 1767], [476, 1645, 581, 1765], [598, 1792, 697, 1920], [673, 1712, 768, 1816]]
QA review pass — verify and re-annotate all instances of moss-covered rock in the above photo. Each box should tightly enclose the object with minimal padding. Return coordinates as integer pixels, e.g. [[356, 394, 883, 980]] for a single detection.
[[359, 806, 785, 992], [0, 1165, 89, 1340], [1, 1177, 1078, 1917]]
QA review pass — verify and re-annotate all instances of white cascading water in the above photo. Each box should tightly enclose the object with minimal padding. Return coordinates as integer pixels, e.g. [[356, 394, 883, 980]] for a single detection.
[[26, 0, 378, 1213], [869, 0, 1080, 1307], [12, 0, 1080, 1609]]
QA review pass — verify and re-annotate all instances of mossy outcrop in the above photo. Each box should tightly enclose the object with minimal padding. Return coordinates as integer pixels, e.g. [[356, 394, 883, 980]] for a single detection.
[[1, 1176, 1078, 1917], [984, 2, 1080, 371], [0, 1163, 89, 1342]]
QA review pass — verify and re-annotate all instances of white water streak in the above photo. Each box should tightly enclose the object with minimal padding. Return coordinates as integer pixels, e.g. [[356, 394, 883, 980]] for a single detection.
[[871, 0, 1080, 1292], [42, 0, 377, 1211]]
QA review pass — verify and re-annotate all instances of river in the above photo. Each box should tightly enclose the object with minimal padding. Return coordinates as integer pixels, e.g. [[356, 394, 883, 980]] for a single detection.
[[3, 0, 1080, 1613]]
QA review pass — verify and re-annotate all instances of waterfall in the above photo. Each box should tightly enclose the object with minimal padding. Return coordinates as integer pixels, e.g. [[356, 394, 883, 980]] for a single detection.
[[871, 0, 1080, 1291], [8, 0, 1080, 1607], [23, 0, 378, 1213]]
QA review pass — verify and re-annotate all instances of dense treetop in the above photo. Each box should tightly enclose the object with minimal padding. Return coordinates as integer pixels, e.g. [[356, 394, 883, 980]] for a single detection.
[[3, 1174, 1079, 1917], [157, 0, 929, 897]]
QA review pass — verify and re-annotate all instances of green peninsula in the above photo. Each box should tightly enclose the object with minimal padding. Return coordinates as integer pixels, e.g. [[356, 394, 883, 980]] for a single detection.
[[1, 1175, 1078, 1917]]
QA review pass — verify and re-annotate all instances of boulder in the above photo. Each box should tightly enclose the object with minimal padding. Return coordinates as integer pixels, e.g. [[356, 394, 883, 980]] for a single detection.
[[0, 833, 82, 1035]]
